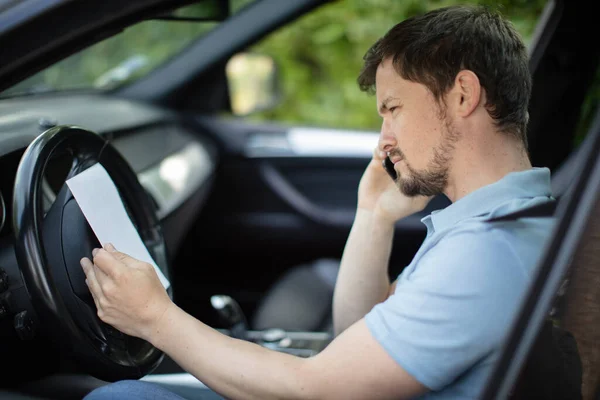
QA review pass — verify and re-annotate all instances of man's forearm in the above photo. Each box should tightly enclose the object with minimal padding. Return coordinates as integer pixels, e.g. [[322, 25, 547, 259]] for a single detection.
[[332, 208, 395, 336], [149, 304, 318, 400]]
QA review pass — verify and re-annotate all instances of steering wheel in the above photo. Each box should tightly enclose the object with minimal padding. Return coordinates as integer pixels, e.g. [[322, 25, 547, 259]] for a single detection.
[[12, 125, 171, 381]]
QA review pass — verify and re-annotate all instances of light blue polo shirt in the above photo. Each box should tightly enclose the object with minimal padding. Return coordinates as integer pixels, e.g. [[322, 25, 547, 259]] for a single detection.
[[365, 167, 554, 399]]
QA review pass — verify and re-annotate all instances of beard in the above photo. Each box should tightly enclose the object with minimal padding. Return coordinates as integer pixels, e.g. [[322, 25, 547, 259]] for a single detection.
[[393, 118, 459, 197]]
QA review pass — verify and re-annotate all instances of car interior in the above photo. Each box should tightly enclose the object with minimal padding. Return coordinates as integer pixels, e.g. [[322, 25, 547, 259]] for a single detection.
[[0, 0, 599, 399]]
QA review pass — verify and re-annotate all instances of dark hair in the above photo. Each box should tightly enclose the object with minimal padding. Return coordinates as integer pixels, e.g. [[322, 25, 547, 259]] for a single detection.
[[358, 5, 531, 144]]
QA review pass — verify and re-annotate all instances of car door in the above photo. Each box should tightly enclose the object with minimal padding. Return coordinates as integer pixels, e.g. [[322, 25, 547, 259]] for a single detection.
[[173, 116, 449, 327]]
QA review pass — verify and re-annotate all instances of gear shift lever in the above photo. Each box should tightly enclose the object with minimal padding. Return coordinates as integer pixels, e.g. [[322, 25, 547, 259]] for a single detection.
[[210, 294, 249, 340]]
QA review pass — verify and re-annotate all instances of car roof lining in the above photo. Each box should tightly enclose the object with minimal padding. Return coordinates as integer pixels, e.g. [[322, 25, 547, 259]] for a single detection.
[[0, 0, 201, 92]]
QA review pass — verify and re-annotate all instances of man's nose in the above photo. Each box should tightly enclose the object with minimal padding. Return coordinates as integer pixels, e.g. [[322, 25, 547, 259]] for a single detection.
[[378, 120, 397, 153]]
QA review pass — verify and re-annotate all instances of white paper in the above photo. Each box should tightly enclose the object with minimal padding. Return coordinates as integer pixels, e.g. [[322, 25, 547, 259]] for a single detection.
[[66, 163, 170, 289]]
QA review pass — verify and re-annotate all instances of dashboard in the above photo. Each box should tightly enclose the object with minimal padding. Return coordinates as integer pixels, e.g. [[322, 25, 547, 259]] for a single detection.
[[0, 93, 218, 374], [0, 93, 217, 242]]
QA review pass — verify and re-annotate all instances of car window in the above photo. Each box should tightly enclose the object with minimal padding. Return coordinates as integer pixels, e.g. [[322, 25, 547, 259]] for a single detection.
[[0, 0, 256, 97], [233, 0, 550, 131]]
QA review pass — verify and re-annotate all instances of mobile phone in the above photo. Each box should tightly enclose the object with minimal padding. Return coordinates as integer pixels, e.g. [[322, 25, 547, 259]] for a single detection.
[[382, 156, 397, 180]]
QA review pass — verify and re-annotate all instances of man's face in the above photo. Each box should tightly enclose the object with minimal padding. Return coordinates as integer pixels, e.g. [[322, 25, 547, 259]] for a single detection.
[[376, 58, 459, 197]]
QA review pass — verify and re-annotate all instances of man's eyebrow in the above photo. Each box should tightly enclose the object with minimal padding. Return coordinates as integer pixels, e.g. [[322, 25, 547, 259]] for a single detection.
[[378, 96, 398, 114]]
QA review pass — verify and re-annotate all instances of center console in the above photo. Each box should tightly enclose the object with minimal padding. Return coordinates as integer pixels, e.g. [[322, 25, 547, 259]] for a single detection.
[[210, 294, 332, 357], [241, 328, 331, 357]]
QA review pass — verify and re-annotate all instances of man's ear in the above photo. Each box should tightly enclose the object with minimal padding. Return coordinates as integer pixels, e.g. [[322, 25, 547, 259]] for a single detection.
[[453, 70, 481, 117]]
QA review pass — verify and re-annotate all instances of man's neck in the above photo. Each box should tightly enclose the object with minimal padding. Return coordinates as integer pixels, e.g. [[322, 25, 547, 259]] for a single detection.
[[444, 134, 532, 202]]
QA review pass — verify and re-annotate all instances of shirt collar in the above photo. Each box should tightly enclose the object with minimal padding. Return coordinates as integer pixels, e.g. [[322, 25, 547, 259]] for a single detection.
[[422, 167, 552, 233]]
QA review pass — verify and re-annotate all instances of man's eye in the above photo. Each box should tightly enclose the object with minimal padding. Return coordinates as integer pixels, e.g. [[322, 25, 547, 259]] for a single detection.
[[389, 106, 398, 113]]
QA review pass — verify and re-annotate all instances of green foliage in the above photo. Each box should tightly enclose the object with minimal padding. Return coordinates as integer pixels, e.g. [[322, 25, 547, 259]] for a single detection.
[[246, 0, 549, 130]]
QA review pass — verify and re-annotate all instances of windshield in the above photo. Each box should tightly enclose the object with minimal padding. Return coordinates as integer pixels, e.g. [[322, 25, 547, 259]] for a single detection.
[[1, 0, 255, 97]]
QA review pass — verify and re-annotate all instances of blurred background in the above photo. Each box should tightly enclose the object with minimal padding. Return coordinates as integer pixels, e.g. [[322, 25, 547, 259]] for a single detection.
[[5, 0, 596, 144], [246, 0, 548, 130]]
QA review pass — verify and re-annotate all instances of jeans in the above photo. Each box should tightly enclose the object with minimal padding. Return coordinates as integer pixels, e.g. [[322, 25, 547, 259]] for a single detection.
[[84, 380, 225, 400]]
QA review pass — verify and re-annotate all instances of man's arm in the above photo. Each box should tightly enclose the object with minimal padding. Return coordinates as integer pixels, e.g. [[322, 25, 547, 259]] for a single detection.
[[332, 209, 396, 336], [332, 149, 430, 336], [153, 309, 426, 400], [81, 247, 427, 400]]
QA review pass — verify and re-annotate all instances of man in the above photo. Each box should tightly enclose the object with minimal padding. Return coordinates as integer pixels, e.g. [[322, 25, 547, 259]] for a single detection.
[[83, 5, 553, 399]]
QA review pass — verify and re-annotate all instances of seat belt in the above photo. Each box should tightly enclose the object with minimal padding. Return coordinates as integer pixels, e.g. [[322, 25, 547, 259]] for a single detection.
[[488, 198, 557, 222]]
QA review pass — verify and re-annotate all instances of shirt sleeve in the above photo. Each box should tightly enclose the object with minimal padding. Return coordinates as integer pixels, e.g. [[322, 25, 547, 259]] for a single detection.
[[364, 228, 532, 390]]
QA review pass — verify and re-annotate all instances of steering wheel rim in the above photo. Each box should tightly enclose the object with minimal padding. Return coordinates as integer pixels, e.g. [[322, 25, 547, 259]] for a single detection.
[[12, 125, 170, 381]]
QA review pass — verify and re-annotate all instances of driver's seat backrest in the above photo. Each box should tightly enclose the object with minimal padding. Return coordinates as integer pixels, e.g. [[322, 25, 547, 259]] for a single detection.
[[559, 200, 600, 400], [488, 200, 583, 399]]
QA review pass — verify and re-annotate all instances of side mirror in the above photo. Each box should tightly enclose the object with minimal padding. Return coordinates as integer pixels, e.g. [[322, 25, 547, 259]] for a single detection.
[[226, 52, 281, 116]]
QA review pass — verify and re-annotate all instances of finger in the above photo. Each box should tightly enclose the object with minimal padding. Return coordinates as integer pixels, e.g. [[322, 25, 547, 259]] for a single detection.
[[103, 243, 140, 267], [91, 248, 112, 283], [80, 257, 104, 299], [374, 148, 388, 162], [104, 243, 117, 252], [92, 262, 112, 287], [372, 146, 387, 161], [92, 248, 125, 279], [86, 279, 101, 311]]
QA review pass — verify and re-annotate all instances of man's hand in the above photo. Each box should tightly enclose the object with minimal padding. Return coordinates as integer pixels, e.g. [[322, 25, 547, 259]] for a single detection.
[[80, 247, 427, 400], [80, 243, 173, 342], [358, 148, 432, 222]]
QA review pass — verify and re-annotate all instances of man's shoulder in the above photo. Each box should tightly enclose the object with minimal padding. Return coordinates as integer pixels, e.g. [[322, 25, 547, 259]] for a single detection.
[[416, 226, 537, 283], [430, 222, 523, 255], [434, 206, 554, 255]]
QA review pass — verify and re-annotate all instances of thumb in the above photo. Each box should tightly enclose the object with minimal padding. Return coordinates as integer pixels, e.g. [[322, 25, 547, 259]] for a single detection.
[[103, 243, 135, 264]]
